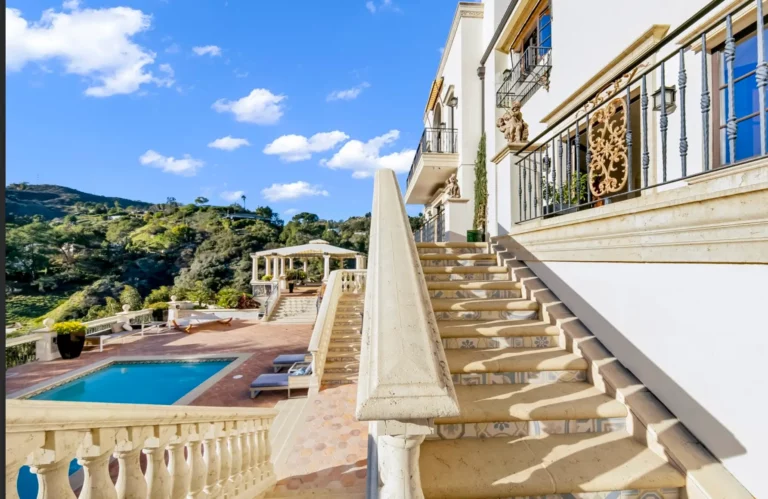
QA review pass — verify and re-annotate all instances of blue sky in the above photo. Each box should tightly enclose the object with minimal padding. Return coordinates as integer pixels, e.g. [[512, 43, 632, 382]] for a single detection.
[[6, 0, 459, 219]]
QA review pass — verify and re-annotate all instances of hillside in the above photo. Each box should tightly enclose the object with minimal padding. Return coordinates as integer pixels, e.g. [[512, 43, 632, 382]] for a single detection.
[[6, 183, 423, 330], [6, 183, 153, 219]]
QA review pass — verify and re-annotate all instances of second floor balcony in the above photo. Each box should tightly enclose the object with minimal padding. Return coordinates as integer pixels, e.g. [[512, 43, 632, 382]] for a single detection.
[[404, 127, 459, 204], [497, 45, 552, 109]]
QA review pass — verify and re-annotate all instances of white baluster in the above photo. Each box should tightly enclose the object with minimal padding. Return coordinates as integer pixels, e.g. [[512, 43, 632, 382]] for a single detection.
[[143, 425, 174, 499], [202, 423, 221, 497], [229, 426, 243, 495], [259, 419, 274, 479], [216, 425, 232, 497], [168, 426, 191, 499], [78, 452, 117, 499], [238, 421, 251, 492], [249, 421, 261, 488], [114, 427, 152, 499], [30, 458, 77, 499], [185, 427, 207, 499]]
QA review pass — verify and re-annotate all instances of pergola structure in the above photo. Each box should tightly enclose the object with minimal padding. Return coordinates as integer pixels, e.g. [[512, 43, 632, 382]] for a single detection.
[[250, 239, 366, 284]]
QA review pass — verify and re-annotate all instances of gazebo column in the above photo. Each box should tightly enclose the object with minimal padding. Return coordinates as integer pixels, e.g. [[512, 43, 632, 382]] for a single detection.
[[303, 259, 308, 273], [289, 258, 294, 270], [323, 254, 331, 282], [280, 258, 286, 277], [272, 256, 279, 280], [252, 256, 258, 282]]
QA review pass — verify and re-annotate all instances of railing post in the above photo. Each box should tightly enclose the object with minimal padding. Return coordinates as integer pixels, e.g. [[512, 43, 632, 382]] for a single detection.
[[77, 428, 118, 499], [143, 425, 175, 499]]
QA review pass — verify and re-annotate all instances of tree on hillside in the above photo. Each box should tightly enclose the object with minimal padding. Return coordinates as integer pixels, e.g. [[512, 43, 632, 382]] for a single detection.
[[194, 196, 209, 206], [119, 285, 143, 311]]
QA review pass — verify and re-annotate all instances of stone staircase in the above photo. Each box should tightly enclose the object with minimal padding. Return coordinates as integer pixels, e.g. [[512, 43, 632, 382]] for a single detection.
[[322, 294, 363, 387], [415, 241, 686, 499], [270, 295, 317, 323]]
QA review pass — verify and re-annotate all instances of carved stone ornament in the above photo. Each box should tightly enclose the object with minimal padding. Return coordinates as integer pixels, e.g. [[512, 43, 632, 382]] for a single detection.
[[445, 173, 461, 198], [588, 97, 629, 198], [496, 100, 529, 145]]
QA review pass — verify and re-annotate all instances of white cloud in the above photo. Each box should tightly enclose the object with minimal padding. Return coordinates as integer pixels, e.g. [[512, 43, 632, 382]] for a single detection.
[[366, 0, 399, 14], [6, 6, 173, 97], [212, 88, 285, 124], [192, 45, 221, 57], [327, 82, 370, 102], [283, 208, 299, 216], [365, 1, 376, 13], [139, 150, 204, 176], [261, 181, 329, 202], [165, 43, 180, 54], [220, 190, 245, 202], [263, 131, 348, 162], [208, 136, 250, 151], [322, 130, 415, 179], [155, 63, 174, 87], [233, 69, 248, 78], [62, 0, 80, 10]]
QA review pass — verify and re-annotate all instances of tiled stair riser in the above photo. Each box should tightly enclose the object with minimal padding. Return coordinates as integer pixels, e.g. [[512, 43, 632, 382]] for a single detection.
[[451, 370, 587, 385], [429, 289, 522, 299], [435, 310, 538, 321], [425, 272, 509, 281], [430, 417, 627, 440], [443, 336, 558, 349], [421, 259, 496, 267], [417, 247, 486, 255], [496, 489, 680, 499]]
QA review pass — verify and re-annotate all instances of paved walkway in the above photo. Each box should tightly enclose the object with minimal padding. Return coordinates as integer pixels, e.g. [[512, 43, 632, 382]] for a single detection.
[[270, 384, 367, 498], [6, 320, 312, 408]]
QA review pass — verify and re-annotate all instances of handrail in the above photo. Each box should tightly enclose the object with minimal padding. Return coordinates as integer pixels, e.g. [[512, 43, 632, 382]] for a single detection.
[[308, 270, 343, 389], [356, 169, 459, 421], [5, 333, 43, 348], [262, 281, 281, 321]]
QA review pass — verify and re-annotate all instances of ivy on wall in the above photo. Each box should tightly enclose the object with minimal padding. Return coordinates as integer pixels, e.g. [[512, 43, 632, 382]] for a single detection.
[[473, 133, 487, 231]]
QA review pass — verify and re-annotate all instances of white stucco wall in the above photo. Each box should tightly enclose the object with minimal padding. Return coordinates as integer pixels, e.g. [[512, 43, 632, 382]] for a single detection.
[[525, 260, 766, 498]]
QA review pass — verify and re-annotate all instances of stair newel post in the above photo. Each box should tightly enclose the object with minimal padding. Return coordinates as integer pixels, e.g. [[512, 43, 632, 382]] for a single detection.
[[77, 428, 118, 499], [376, 420, 432, 499], [216, 422, 233, 497], [237, 420, 252, 492], [228, 423, 243, 495], [167, 424, 192, 499], [27, 430, 82, 499], [114, 426, 152, 499], [143, 425, 175, 499], [186, 424, 208, 499], [202, 422, 223, 497]]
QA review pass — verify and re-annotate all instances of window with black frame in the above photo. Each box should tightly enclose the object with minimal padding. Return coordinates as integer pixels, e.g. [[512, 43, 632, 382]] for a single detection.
[[712, 18, 768, 166]]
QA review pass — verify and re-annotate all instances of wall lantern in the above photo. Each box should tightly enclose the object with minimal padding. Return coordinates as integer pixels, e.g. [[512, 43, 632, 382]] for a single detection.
[[652, 85, 677, 113], [447, 96, 458, 108]]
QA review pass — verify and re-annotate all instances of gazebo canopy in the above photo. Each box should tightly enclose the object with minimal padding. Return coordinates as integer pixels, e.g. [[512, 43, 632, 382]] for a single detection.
[[251, 239, 360, 259]]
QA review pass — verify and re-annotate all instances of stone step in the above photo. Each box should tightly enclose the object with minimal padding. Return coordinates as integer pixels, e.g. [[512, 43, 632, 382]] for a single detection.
[[420, 253, 496, 262], [422, 265, 508, 274], [419, 432, 685, 498], [427, 281, 521, 291], [445, 347, 588, 374], [326, 353, 360, 362], [416, 242, 487, 249], [321, 372, 358, 384], [430, 383, 628, 439], [438, 319, 558, 338], [324, 360, 360, 373], [431, 298, 538, 312]]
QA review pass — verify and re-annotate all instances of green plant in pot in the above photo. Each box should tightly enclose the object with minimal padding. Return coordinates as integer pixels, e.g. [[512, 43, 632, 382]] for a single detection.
[[285, 269, 307, 293], [52, 321, 87, 359], [261, 274, 273, 281]]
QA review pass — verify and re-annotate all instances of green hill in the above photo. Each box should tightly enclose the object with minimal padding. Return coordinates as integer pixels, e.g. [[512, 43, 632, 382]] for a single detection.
[[6, 183, 153, 219]]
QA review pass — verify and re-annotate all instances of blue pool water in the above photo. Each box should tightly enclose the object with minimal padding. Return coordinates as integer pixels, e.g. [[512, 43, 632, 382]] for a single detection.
[[18, 360, 232, 498]]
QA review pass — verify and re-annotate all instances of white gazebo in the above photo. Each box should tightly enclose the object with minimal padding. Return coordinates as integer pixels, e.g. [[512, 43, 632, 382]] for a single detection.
[[250, 239, 366, 287]]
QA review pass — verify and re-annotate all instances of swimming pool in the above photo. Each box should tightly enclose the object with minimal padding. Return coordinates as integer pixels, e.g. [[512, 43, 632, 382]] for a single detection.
[[16, 358, 239, 498]]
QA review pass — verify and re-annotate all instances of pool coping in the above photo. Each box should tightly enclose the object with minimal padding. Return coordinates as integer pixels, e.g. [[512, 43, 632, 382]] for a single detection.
[[7, 353, 252, 405]]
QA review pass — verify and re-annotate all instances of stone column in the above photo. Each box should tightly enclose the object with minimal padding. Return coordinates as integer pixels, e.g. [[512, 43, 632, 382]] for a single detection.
[[251, 256, 257, 282], [323, 254, 330, 281], [272, 256, 279, 281], [303, 259, 308, 273], [289, 258, 294, 270], [280, 258, 286, 277], [355, 255, 362, 269]]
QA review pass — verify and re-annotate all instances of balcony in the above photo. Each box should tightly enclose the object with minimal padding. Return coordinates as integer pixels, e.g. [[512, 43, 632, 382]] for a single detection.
[[497, 45, 551, 109], [404, 127, 459, 204]]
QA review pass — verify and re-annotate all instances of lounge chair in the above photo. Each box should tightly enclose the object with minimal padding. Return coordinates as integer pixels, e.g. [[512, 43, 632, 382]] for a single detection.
[[171, 314, 233, 333], [250, 363, 312, 398], [272, 353, 311, 372]]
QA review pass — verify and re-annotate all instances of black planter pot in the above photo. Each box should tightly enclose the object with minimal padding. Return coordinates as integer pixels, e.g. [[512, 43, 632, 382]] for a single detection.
[[288, 282, 295, 293], [57, 334, 85, 359]]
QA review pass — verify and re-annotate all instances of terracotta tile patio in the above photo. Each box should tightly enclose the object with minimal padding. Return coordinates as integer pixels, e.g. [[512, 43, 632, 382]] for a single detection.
[[5, 320, 312, 408]]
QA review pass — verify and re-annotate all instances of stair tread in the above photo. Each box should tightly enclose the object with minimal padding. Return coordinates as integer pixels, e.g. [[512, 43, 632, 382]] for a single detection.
[[420, 253, 496, 260], [420, 431, 685, 498], [325, 360, 360, 369], [416, 242, 487, 248], [322, 372, 358, 381], [436, 382, 627, 424], [439, 319, 559, 338], [431, 298, 538, 311], [427, 281, 521, 290], [423, 266, 508, 274], [445, 347, 588, 373]]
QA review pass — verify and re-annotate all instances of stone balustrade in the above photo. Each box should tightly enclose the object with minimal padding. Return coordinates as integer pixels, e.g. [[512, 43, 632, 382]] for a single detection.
[[356, 169, 460, 499], [6, 399, 277, 499], [340, 269, 367, 294]]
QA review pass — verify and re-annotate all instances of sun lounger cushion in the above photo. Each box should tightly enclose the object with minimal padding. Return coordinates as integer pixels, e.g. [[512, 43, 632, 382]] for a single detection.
[[250, 373, 289, 388], [273, 354, 306, 366]]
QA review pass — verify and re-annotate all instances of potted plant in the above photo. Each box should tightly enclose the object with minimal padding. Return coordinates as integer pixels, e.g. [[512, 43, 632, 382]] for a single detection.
[[52, 321, 87, 359], [261, 274, 273, 281], [285, 269, 307, 293]]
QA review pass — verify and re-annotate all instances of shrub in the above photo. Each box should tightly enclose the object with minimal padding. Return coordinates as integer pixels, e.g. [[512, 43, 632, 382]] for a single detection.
[[52, 321, 86, 336], [261, 274, 273, 281], [216, 287, 241, 308], [144, 286, 171, 306], [285, 270, 306, 282], [119, 285, 142, 311], [146, 302, 169, 310]]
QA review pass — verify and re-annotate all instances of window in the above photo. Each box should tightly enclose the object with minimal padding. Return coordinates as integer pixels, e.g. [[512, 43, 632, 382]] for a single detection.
[[516, 5, 552, 74], [712, 19, 768, 166]]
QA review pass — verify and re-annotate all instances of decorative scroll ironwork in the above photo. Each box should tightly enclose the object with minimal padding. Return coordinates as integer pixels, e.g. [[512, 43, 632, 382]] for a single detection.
[[580, 64, 647, 116], [587, 97, 628, 198]]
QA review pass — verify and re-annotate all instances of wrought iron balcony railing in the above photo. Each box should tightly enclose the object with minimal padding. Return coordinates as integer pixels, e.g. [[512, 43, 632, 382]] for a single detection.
[[515, 0, 767, 223], [497, 45, 552, 109], [413, 208, 445, 243], [406, 127, 458, 187]]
